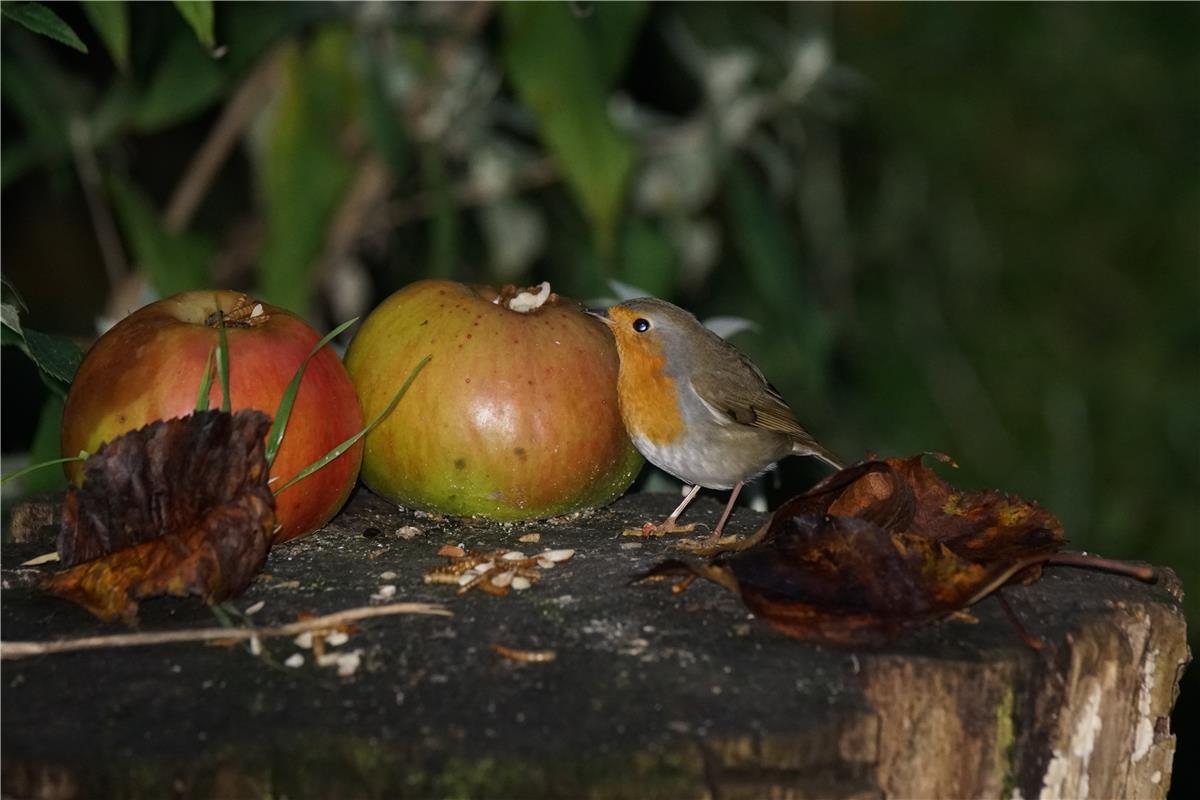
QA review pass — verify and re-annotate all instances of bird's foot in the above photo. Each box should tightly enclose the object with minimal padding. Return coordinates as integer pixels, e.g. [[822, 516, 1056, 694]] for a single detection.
[[622, 520, 701, 537]]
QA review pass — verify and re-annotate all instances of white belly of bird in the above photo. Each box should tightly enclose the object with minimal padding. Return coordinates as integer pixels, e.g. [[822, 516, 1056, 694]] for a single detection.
[[631, 428, 783, 490]]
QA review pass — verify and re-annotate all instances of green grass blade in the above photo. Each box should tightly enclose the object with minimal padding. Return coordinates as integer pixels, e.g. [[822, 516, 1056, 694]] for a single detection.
[[213, 302, 231, 413], [1, 454, 87, 486], [265, 317, 358, 468], [194, 346, 216, 411], [274, 354, 430, 497]]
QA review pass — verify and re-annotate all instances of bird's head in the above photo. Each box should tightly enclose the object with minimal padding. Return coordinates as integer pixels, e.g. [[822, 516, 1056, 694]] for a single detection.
[[587, 297, 706, 370]]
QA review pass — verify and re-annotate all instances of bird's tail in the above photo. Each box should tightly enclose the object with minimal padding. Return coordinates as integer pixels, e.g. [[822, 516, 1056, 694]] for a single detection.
[[791, 437, 844, 471]]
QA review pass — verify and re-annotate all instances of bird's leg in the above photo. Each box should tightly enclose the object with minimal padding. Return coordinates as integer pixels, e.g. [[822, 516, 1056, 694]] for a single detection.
[[707, 481, 744, 543], [623, 484, 703, 536], [674, 482, 746, 553]]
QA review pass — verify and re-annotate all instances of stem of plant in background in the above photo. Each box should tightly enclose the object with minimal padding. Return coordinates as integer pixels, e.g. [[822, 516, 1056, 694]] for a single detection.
[[264, 317, 359, 467], [273, 355, 431, 496], [194, 346, 216, 411]]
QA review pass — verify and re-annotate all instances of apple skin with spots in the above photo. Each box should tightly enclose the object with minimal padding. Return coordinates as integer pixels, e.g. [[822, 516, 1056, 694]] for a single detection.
[[344, 280, 643, 520], [60, 290, 365, 543]]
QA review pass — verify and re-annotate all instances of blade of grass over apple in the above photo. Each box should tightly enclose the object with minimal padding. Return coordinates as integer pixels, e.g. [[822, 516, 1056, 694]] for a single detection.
[[264, 317, 358, 468], [273, 355, 431, 496], [194, 346, 216, 411], [0, 453, 88, 486], [213, 302, 231, 413]]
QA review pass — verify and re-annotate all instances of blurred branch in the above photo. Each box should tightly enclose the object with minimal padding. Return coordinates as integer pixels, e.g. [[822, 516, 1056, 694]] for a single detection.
[[164, 49, 283, 234], [68, 117, 127, 289]]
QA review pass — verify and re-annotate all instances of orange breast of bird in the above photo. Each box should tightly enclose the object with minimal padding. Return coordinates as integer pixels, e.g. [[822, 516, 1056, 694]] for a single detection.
[[614, 338, 685, 447]]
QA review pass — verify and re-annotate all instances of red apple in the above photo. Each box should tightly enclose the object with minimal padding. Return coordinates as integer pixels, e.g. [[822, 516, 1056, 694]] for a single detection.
[[344, 280, 642, 520], [61, 290, 365, 543]]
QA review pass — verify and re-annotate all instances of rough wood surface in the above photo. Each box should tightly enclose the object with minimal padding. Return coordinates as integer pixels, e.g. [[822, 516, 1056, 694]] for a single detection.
[[1, 491, 1189, 799]]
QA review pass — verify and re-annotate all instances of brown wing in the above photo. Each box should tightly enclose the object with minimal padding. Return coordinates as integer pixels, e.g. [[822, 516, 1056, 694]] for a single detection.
[[689, 345, 842, 468]]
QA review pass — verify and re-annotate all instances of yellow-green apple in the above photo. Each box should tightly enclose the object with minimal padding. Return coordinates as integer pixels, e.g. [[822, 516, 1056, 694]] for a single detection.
[[344, 280, 642, 520], [61, 290, 364, 543]]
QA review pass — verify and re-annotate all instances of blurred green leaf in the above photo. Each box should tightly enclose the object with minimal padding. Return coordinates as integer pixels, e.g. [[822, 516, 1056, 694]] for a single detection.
[[82, 1, 130, 72], [725, 160, 807, 314], [20, 395, 69, 495], [501, 2, 642, 252], [420, 145, 457, 278], [2, 2, 88, 53], [362, 58, 408, 176], [172, 0, 215, 49], [131, 34, 225, 131], [620, 219, 676, 299], [257, 30, 359, 312], [589, 1, 650, 88], [107, 174, 213, 296]]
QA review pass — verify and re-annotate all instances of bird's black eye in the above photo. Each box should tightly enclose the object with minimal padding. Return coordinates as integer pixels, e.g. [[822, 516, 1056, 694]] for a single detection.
[[632, 318, 650, 333]]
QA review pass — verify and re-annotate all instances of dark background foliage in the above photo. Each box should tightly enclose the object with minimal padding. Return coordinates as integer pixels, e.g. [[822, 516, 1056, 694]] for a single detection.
[[2, 2, 1196, 791]]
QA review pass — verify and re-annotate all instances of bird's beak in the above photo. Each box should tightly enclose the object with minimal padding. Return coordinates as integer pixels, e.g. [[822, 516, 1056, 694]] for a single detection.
[[585, 308, 613, 326]]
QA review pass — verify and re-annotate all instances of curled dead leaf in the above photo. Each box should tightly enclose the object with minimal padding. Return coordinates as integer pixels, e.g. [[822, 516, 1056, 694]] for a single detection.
[[637, 454, 1067, 645], [43, 410, 276, 624]]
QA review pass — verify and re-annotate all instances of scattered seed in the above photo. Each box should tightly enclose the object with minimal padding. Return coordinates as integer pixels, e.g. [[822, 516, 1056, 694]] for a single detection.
[[501, 551, 526, 561], [294, 632, 314, 649], [371, 584, 397, 601], [336, 651, 362, 677], [284, 653, 304, 668], [620, 542, 643, 550], [511, 576, 532, 591], [326, 631, 350, 647], [249, 636, 262, 656], [243, 600, 265, 615], [379, 571, 397, 580], [491, 571, 515, 588], [540, 549, 575, 562], [438, 544, 466, 558], [518, 532, 541, 544]]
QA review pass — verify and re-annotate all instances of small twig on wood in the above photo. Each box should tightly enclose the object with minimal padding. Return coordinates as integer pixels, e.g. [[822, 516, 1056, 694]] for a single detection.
[[1046, 552, 1157, 583], [164, 49, 283, 234], [68, 116, 128, 288], [0, 602, 451, 660]]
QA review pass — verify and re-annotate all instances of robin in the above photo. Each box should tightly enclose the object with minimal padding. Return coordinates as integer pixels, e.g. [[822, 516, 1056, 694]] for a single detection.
[[590, 297, 842, 541]]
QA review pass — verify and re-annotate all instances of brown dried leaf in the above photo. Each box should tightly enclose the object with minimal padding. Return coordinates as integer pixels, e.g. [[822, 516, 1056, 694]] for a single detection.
[[638, 453, 1064, 645], [43, 410, 275, 624]]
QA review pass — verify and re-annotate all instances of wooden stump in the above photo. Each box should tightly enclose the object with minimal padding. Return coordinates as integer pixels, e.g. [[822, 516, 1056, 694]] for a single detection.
[[1, 491, 1189, 799]]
